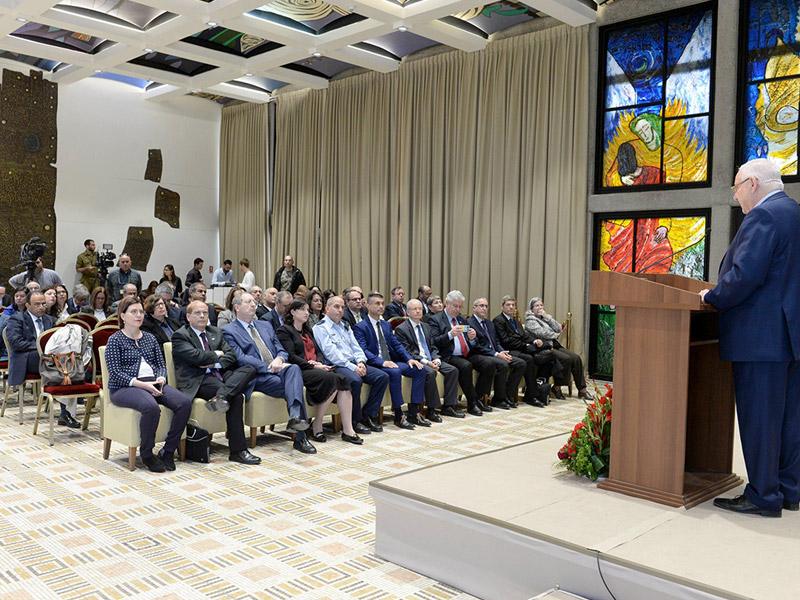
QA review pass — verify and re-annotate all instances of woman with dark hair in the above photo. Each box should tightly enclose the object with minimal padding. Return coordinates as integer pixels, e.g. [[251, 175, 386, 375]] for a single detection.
[[104, 296, 191, 472], [322, 289, 336, 310], [306, 289, 325, 328], [50, 283, 71, 322], [83, 287, 113, 320], [217, 286, 244, 328], [141, 294, 181, 347], [159, 264, 183, 298], [525, 297, 591, 401], [276, 298, 362, 445], [144, 280, 159, 296], [42, 286, 57, 317]]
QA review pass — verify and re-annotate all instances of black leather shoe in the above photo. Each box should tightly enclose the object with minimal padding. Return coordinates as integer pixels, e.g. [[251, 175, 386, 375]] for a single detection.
[[341, 433, 363, 445], [287, 418, 310, 432], [494, 400, 513, 410], [229, 449, 261, 465], [409, 414, 431, 427], [425, 409, 442, 423], [311, 430, 327, 443], [784, 500, 800, 511], [467, 403, 483, 417], [551, 387, 565, 400], [293, 437, 317, 454], [713, 495, 781, 517], [361, 415, 383, 432], [353, 421, 371, 435], [205, 395, 229, 413], [394, 415, 416, 430], [506, 400, 518, 408], [476, 399, 492, 412], [143, 456, 166, 473], [58, 413, 81, 429], [525, 399, 546, 408], [440, 406, 465, 419], [157, 450, 176, 471]]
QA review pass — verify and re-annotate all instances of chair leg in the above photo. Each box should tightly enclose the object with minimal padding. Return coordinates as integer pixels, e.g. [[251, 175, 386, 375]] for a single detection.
[[82, 397, 96, 430], [178, 438, 186, 461], [33, 392, 45, 435], [18, 385, 24, 424], [48, 397, 54, 447], [1, 382, 8, 417], [332, 414, 341, 433], [103, 438, 111, 459], [260, 425, 266, 433], [128, 447, 136, 471], [249, 427, 257, 448]]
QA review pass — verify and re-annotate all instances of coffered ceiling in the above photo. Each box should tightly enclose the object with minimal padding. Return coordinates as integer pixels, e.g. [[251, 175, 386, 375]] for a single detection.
[[0, 0, 597, 104]]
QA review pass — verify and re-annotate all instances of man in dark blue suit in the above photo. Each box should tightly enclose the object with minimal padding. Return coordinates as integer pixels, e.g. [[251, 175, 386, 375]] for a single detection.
[[701, 159, 800, 518], [383, 287, 408, 319], [260, 290, 291, 330], [222, 292, 316, 454], [6, 291, 77, 427], [353, 292, 427, 428], [342, 287, 367, 328], [467, 297, 525, 410]]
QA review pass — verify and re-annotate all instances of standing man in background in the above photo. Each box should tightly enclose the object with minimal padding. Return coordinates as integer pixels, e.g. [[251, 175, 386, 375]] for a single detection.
[[273, 255, 306, 296], [185, 258, 204, 288], [76, 239, 98, 291]]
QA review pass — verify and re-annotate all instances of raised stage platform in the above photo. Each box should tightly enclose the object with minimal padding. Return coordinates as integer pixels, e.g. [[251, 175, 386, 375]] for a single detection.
[[370, 432, 796, 600]]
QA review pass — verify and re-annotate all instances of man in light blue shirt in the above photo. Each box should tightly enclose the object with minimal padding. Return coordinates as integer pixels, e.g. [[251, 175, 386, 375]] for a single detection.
[[314, 295, 388, 434], [211, 260, 236, 287]]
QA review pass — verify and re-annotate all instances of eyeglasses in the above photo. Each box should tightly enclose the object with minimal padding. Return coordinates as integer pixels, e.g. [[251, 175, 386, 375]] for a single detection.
[[731, 178, 751, 193], [731, 177, 782, 192]]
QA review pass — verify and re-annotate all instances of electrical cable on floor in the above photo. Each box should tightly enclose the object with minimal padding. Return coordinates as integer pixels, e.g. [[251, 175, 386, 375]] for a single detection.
[[596, 550, 618, 600]]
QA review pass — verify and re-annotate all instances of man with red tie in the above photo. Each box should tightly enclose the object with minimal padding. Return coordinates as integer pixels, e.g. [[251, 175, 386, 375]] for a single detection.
[[430, 290, 495, 416]]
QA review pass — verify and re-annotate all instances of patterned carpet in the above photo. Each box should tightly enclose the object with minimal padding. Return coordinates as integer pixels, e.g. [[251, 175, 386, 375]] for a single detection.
[[0, 387, 591, 600]]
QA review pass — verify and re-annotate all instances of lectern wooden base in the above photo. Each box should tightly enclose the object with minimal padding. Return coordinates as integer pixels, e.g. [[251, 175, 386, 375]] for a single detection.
[[598, 472, 742, 509]]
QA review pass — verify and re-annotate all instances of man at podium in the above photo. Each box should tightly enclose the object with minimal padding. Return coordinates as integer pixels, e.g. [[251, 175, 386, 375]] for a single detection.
[[700, 158, 800, 518]]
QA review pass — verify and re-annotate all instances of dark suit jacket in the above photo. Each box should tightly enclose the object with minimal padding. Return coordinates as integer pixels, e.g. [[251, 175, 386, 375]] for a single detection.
[[260, 307, 284, 330], [467, 315, 505, 357], [275, 324, 322, 370], [222, 319, 288, 376], [179, 302, 217, 327], [6, 311, 54, 385], [141, 313, 181, 347], [492, 313, 534, 352], [273, 267, 307, 295], [430, 311, 476, 360], [66, 298, 85, 315], [384, 301, 407, 319], [171, 324, 238, 399], [256, 304, 269, 319], [705, 191, 800, 361], [395, 319, 440, 362], [353, 318, 412, 367], [342, 306, 367, 329]]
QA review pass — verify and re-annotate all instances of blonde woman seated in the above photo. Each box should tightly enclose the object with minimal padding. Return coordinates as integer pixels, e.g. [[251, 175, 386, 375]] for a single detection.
[[524, 297, 591, 401], [216, 286, 244, 328], [276, 298, 362, 445]]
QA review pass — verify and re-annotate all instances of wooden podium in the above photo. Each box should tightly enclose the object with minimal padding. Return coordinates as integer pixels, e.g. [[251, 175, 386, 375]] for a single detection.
[[589, 271, 741, 508]]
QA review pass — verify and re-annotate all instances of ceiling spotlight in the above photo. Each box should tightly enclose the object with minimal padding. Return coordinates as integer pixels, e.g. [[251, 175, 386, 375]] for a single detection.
[[94, 69, 103, 73], [245, 72, 254, 76], [144, 48, 153, 53], [191, 89, 199, 93], [312, 51, 322, 57], [397, 25, 408, 32], [206, 21, 218, 27], [16, 17, 28, 22]]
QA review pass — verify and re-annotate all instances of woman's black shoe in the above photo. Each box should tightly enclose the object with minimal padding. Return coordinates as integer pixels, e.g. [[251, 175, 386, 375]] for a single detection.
[[311, 430, 327, 443]]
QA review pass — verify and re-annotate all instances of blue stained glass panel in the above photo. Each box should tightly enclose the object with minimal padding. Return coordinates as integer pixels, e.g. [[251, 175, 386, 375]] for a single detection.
[[665, 10, 712, 114], [746, 0, 800, 81], [606, 21, 664, 105]]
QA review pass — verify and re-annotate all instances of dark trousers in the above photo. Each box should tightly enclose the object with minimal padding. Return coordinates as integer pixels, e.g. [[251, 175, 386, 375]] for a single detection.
[[195, 366, 256, 453], [252, 363, 307, 421], [508, 351, 542, 402], [381, 362, 427, 409], [444, 355, 479, 404], [467, 354, 498, 399], [110, 384, 191, 460], [553, 347, 586, 390], [335, 365, 389, 422], [422, 361, 459, 408], [732, 360, 800, 511]]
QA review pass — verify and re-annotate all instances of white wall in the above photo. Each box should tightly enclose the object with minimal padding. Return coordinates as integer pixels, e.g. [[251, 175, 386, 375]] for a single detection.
[[54, 76, 220, 290]]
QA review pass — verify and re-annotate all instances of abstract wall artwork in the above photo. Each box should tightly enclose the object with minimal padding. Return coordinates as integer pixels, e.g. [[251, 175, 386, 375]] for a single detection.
[[144, 148, 162, 182], [0, 69, 57, 286], [599, 3, 714, 190], [154, 186, 180, 229], [590, 213, 709, 377], [739, 0, 800, 177], [121, 226, 153, 272]]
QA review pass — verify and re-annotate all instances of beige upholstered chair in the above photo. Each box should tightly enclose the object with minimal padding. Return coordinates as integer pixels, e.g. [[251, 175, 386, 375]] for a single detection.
[[1, 328, 42, 424], [99, 346, 185, 471]]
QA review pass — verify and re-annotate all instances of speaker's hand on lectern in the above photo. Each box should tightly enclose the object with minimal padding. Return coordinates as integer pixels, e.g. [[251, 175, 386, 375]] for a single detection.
[[699, 289, 709, 302]]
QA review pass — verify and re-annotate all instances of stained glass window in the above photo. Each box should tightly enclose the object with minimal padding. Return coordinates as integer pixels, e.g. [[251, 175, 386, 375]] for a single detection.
[[589, 211, 710, 378], [598, 4, 715, 191], [738, 0, 800, 178]]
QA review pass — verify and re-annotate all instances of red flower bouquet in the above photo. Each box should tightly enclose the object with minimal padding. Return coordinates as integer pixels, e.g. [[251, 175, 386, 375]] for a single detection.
[[557, 383, 612, 481]]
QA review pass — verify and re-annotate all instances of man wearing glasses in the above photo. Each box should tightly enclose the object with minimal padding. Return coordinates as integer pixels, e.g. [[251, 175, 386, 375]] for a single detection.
[[700, 158, 800, 518]]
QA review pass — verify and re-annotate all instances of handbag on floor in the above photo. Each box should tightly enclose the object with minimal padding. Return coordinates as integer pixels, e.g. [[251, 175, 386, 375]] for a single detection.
[[185, 422, 210, 463]]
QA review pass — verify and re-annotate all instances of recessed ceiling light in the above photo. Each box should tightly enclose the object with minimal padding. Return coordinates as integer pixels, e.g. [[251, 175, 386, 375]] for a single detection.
[[312, 51, 322, 57], [397, 25, 408, 32], [245, 72, 254, 76], [206, 21, 217, 27], [16, 17, 28, 22], [94, 69, 103, 73], [191, 89, 199, 93], [144, 48, 153, 53]]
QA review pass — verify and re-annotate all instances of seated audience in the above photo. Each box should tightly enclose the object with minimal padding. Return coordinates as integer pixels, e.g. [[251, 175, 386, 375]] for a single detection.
[[384, 286, 408, 319], [468, 297, 526, 410], [159, 264, 183, 297], [250, 286, 268, 319], [322, 289, 337, 307], [263, 287, 278, 312], [276, 298, 362, 445], [25, 281, 41, 294], [315, 295, 388, 435], [222, 292, 315, 454], [262, 290, 292, 330], [395, 299, 462, 421], [217, 287, 244, 328], [0, 285, 11, 307], [342, 287, 367, 327], [185, 257, 204, 288], [273, 255, 306, 295], [83, 286, 114, 320], [353, 292, 427, 429], [423, 295, 443, 324], [106, 253, 142, 303], [9, 257, 63, 290], [430, 290, 494, 416], [525, 297, 591, 400], [306, 289, 325, 328], [171, 300, 261, 465], [211, 259, 236, 287], [493, 295, 561, 406], [238, 258, 255, 291], [180, 283, 218, 326], [51, 284, 71, 322], [141, 295, 181, 346], [154, 283, 182, 321], [416, 285, 432, 315], [111, 284, 138, 311], [293, 284, 309, 300], [68, 285, 90, 314], [0, 288, 29, 362], [42, 286, 57, 313], [104, 297, 191, 472], [144, 280, 159, 297]]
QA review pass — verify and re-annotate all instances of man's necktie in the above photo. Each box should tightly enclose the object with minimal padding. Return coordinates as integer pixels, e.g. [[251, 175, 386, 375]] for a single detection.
[[35, 318, 43, 336], [248, 323, 274, 363], [417, 324, 432, 361], [481, 320, 496, 351], [376, 322, 391, 359], [511, 318, 518, 332], [200, 332, 224, 380], [452, 317, 468, 355]]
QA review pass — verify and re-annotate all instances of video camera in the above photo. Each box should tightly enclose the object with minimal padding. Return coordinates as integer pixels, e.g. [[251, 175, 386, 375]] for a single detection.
[[95, 243, 116, 288], [10, 237, 48, 285]]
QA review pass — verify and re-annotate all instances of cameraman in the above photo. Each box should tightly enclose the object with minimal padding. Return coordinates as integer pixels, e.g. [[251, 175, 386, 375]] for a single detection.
[[9, 257, 63, 291], [76, 239, 98, 291]]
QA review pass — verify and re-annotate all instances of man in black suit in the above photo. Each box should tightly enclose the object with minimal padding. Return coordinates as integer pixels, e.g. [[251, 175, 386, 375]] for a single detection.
[[0, 285, 12, 307], [171, 301, 260, 465], [251, 286, 269, 319], [185, 257, 204, 288], [342, 287, 367, 328], [430, 290, 494, 416], [467, 297, 525, 410], [180, 283, 218, 326], [416, 285, 432, 315], [261, 290, 291, 329], [493, 295, 559, 407], [384, 287, 408, 319], [395, 299, 463, 420]]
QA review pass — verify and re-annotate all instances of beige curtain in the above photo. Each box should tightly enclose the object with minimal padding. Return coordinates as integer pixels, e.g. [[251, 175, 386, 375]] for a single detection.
[[475, 25, 589, 353], [219, 102, 269, 287]]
